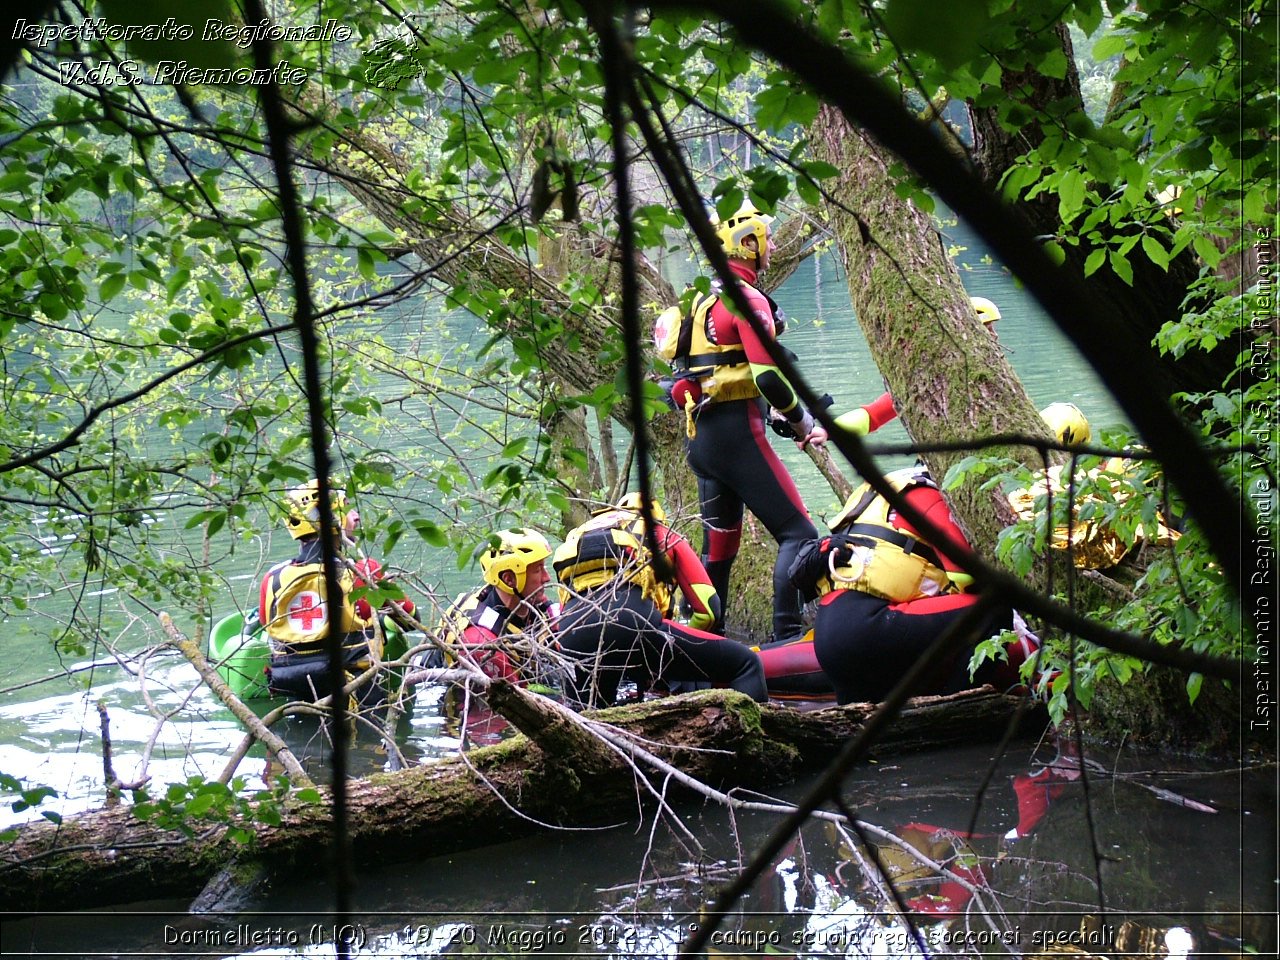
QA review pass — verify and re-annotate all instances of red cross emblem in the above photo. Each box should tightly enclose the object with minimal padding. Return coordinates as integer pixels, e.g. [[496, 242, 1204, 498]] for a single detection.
[[288, 592, 326, 631]]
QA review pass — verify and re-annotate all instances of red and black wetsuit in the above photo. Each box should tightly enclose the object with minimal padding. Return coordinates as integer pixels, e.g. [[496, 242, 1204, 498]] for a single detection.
[[686, 260, 818, 642], [793, 475, 1012, 705], [555, 516, 766, 708]]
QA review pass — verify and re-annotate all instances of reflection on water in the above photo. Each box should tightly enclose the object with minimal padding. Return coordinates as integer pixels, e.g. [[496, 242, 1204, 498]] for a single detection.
[[4, 736, 1273, 958]]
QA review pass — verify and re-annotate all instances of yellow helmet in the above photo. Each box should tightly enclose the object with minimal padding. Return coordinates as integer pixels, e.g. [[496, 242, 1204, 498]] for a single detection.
[[971, 296, 1001, 325], [1040, 402, 1092, 446], [480, 528, 552, 593], [283, 479, 348, 540], [714, 202, 773, 261], [616, 491, 666, 524]]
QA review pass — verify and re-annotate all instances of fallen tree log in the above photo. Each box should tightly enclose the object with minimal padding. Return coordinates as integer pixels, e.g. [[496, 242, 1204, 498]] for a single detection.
[[0, 687, 1042, 912]]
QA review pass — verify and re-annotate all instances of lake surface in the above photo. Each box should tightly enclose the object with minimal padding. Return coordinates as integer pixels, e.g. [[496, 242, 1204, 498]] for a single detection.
[[2, 736, 1273, 958]]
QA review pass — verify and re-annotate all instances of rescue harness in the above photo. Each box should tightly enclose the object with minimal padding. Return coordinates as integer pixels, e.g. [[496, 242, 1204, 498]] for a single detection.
[[553, 509, 673, 614], [814, 468, 957, 603]]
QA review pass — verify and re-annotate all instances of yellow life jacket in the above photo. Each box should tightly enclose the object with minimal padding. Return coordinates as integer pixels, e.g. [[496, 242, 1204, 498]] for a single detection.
[[553, 509, 673, 613], [653, 286, 759, 404], [439, 586, 527, 645], [817, 468, 956, 602], [261, 561, 372, 655], [438, 585, 530, 674]]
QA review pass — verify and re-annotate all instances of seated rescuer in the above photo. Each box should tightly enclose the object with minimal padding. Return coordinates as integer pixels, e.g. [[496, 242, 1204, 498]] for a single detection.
[[259, 479, 416, 707], [438, 528, 558, 686], [666, 202, 826, 644], [834, 297, 1002, 437], [553, 493, 767, 709], [788, 465, 1015, 705]]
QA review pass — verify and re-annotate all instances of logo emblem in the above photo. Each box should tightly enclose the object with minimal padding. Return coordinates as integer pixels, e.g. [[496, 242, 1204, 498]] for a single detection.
[[288, 591, 327, 633]]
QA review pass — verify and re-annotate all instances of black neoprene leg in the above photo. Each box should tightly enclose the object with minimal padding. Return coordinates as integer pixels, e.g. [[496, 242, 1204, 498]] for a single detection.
[[557, 586, 665, 708], [687, 401, 816, 641], [657, 621, 768, 702], [813, 590, 1013, 705]]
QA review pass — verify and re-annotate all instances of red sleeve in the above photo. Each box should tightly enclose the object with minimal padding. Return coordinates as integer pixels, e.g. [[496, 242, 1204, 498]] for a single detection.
[[461, 622, 519, 684], [655, 523, 716, 619], [352, 556, 415, 615], [864, 391, 899, 432], [708, 286, 777, 365], [258, 574, 270, 625], [895, 485, 974, 575]]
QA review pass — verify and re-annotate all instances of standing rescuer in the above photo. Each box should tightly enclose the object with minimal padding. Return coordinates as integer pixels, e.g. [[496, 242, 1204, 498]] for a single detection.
[[658, 201, 827, 643], [259, 479, 415, 708]]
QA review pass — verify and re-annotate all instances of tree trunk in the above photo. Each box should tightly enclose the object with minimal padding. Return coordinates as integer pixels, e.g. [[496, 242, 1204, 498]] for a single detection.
[[810, 106, 1050, 552], [0, 688, 1037, 912], [968, 23, 1234, 399]]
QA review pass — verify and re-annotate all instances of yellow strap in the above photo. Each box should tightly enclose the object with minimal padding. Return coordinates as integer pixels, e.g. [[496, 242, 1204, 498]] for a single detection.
[[683, 392, 698, 439]]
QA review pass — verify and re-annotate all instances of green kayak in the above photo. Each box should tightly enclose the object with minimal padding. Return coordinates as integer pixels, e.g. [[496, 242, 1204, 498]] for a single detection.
[[207, 611, 415, 702]]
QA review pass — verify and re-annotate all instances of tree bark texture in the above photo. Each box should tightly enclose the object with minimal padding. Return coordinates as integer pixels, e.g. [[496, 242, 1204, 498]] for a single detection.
[[810, 105, 1050, 551], [0, 688, 1037, 912]]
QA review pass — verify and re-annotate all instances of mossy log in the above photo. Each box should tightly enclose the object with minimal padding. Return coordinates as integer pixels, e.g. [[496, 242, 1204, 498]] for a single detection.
[[0, 687, 1038, 912]]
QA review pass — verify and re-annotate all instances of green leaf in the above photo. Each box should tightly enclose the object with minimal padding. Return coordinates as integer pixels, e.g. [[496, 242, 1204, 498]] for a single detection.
[[803, 161, 840, 180], [881, 0, 991, 69], [1075, 0, 1103, 37], [412, 519, 448, 547], [165, 268, 190, 302], [1141, 234, 1169, 271], [1056, 169, 1086, 223], [1243, 184, 1268, 225], [1186, 672, 1203, 704], [98, 0, 239, 69], [255, 803, 282, 826], [1084, 141, 1119, 184], [754, 83, 818, 131], [1192, 233, 1223, 268], [1038, 47, 1069, 80], [713, 185, 744, 222], [1092, 33, 1127, 61], [1108, 248, 1133, 285], [357, 248, 377, 281], [99, 273, 126, 302]]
